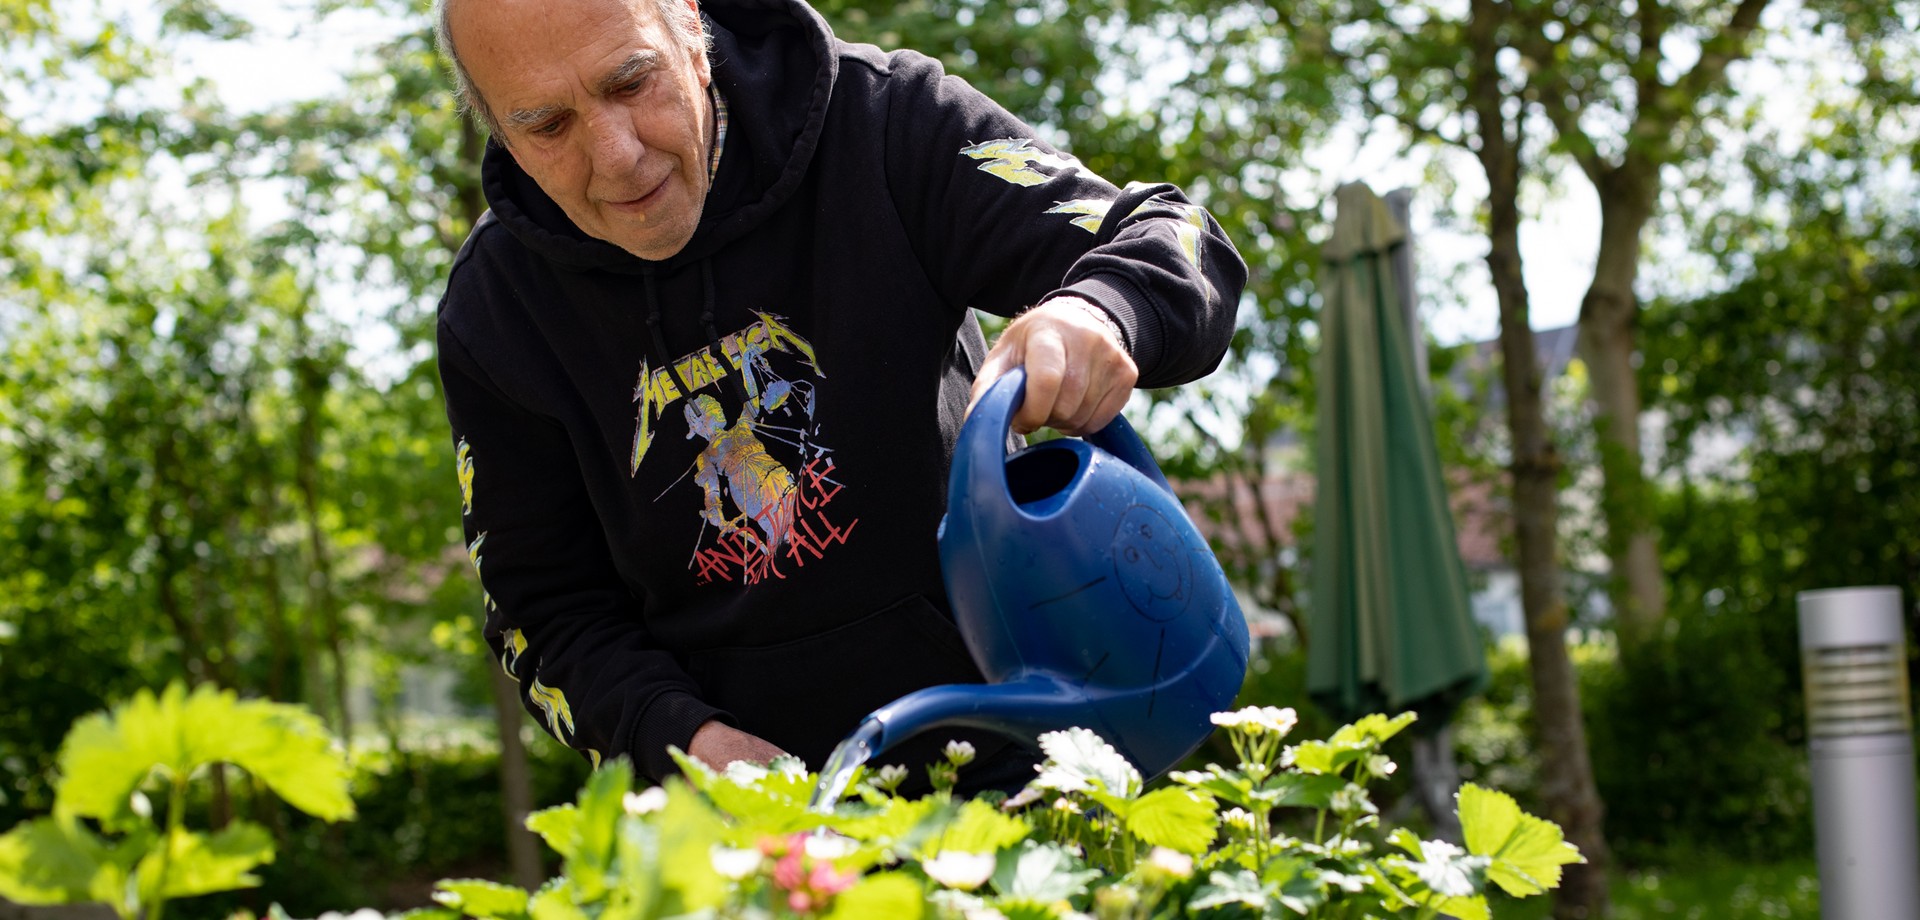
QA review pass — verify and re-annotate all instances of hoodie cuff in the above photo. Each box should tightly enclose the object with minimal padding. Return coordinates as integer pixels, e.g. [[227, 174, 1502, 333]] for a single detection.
[[630, 690, 733, 782], [1052, 272, 1164, 378]]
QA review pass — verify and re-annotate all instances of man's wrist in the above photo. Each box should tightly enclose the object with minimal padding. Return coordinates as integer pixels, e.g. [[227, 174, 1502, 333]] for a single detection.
[[1045, 296, 1130, 354]]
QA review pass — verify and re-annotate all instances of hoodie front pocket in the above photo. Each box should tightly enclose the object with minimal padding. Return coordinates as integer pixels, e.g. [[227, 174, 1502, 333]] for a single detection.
[[682, 593, 1006, 769]]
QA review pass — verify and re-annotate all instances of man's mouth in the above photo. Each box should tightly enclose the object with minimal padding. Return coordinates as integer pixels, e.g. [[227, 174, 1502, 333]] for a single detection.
[[608, 176, 671, 213]]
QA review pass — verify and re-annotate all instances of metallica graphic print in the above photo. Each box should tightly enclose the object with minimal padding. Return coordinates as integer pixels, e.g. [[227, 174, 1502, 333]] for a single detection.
[[629, 313, 856, 587]]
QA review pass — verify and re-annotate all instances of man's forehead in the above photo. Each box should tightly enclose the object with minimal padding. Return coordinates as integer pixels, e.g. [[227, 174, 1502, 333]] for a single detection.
[[450, 0, 675, 86]]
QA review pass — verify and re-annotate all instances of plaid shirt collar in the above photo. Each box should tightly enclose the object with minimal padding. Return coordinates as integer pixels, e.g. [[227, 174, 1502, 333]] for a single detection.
[[707, 85, 729, 186]]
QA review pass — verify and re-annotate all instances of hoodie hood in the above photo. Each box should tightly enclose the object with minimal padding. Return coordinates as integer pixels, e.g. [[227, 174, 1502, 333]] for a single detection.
[[479, 0, 839, 273]]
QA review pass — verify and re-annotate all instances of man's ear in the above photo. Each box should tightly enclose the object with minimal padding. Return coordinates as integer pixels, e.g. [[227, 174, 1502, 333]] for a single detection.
[[682, 0, 711, 86]]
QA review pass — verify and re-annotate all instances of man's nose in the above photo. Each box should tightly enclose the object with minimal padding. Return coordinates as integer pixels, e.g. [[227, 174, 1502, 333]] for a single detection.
[[584, 105, 643, 172]]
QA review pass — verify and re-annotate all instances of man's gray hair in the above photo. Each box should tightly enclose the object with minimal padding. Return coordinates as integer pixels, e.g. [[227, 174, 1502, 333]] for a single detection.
[[433, 0, 712, 141]]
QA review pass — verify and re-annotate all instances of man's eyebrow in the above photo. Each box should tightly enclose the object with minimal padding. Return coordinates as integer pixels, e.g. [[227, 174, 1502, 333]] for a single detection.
[[593, 50, 660, 95], [503, 103, 565, 130]]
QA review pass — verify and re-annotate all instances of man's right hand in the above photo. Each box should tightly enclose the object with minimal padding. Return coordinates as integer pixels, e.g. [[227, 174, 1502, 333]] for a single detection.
[[687, 720, 788, 771]]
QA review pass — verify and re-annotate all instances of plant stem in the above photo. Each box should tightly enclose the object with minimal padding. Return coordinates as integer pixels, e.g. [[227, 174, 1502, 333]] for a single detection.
[[147, 775, 188, 920]]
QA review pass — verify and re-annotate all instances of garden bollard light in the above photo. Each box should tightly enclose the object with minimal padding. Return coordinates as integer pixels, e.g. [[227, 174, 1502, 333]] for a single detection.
[[1797, 586, 1920, 920]]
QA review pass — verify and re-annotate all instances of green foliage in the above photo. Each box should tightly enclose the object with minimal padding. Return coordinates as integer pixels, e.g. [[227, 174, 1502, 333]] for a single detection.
[[0, 683, 353, 920], [472, 711, 1571, 919]]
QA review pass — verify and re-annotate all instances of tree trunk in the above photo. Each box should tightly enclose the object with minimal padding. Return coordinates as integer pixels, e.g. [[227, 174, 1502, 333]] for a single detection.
[[490, 666, 544, 889], [293, 340, 351, 744], [1469, 2, 1611, 914], [1491, 207, 1613, 919], [1578, 166, 1665, 644]]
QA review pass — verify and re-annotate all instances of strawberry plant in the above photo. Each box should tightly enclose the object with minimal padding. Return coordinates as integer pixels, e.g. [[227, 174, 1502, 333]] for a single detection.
[[425, 707, 1579, 919], [0, 683, 355, 920]]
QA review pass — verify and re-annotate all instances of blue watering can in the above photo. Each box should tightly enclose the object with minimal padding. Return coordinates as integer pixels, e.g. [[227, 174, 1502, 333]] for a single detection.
[[850, 368, 1251, 781]]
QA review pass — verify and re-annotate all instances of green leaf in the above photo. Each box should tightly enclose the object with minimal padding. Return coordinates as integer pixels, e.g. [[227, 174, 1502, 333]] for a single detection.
[[1387, 827, 1424, 858], [652, 782, 727, 912], [824, 872, 924, 920], [1285, 741, 1340, 775], [830, 797, 946, 848], [197, 698, 355, 822], [56, 683, 353, 825], [1328, 713, 1418, 748], [433, 879, 531, 920], [1436, 894, 1491, 920], [1458, 784, 1584, 896], [990, 842, 1097, 902], [1167, 766, 1251, 804], [933, 799, 1029, 855], [1123, 788, 1217, 854], [571, 764, 631, 872], [0, 817, 110, 906], [525, 806, 581, 860], [1189, 868, 1267, 910], [1251, 772, 1344, 808], [391, 909, 463, 920], [136, 823, 274, 900], [527, 879, 588, 920]]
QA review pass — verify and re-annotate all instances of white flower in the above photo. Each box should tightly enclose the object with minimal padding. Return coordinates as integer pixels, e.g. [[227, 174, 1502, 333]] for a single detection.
[[724, 760, 771, 786], [922, 850, 996, 890], [622, 787, 668, 816], [928, 891, 1003, 920], [804, 832, 858, 861], [871, 763, 909, 791], [769, 754, 809, 781], [710, 844, 763, 880], [1032, 727, 1141, 798], [1145, 847, 1194, 879], [1052, 797, 1083, 814], [1209, 706, 1298, 736], [944, 739, 977, 767], [1220, 807, 1255, 830]]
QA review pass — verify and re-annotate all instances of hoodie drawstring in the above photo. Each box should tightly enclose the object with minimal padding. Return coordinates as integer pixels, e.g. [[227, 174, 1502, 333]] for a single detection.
[[642, 260, 754, 409]]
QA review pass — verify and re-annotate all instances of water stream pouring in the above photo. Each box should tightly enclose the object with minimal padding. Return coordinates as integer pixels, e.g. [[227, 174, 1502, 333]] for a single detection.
[[810, 368, 1250, 811]]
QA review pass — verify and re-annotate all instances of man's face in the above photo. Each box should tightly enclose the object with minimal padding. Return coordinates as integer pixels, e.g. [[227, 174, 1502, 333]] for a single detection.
[[453, 0, 713, 261]]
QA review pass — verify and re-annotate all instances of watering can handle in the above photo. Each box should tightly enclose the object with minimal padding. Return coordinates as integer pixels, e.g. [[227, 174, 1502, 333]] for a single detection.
[[961, 368, 1174, 502]]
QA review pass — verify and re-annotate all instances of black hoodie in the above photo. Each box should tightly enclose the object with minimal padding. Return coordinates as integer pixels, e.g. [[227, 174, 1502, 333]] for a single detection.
[[437, 0, 1247, 783]]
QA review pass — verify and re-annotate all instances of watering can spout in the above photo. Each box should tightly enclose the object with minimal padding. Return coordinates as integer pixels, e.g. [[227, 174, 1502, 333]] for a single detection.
[[862, 677, 1099, 761]]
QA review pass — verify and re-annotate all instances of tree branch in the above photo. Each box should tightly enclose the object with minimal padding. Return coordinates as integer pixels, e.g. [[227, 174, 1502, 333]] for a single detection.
[[1641, 0, 1771, 148], [1508, 5, 1609, 182]]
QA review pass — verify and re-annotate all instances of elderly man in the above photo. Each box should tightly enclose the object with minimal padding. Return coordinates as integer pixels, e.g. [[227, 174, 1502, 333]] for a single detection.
[[435, 0, 1245, 789]]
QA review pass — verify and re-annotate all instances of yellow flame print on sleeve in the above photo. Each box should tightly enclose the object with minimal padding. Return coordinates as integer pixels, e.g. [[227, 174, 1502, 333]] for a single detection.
[[467, 533, 496, 611], [455, 439, 476, 515], [960, 138, 1078, 187], [1046, 199, 1112, 233], [528, 678, 576, 739], [1171, 205, 1208, 267], [500, 627, 527, 680]]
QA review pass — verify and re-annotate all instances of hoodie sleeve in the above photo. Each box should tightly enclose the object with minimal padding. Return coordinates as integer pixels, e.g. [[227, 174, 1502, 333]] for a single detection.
[[878, 50, 1248, 388], [438, 318, 731, 782]]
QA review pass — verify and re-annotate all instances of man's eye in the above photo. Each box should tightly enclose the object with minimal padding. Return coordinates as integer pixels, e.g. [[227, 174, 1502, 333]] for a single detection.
[[618, 76, 649, 95], [531, 120, 564, 137]]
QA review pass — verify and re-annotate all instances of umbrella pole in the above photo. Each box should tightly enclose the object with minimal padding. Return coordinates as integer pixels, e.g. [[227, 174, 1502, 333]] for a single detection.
[[1385, 187, 1465, 842]]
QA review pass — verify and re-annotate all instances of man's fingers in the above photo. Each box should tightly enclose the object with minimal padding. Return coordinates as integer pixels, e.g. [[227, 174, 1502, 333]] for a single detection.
[[1016, 329, 1068, 434], [966, 345, 1019, 418]]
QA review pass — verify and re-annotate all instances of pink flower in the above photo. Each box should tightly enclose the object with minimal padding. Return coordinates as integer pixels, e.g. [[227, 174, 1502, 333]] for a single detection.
[[768, 832, 858, 914]]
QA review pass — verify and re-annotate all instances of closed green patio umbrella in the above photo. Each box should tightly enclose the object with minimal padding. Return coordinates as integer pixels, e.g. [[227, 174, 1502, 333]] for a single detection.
[[1308, 182, 1486, 727]]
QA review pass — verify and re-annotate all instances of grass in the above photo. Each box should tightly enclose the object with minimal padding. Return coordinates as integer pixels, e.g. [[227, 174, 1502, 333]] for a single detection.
[[1491, 859, 1821, 918]]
